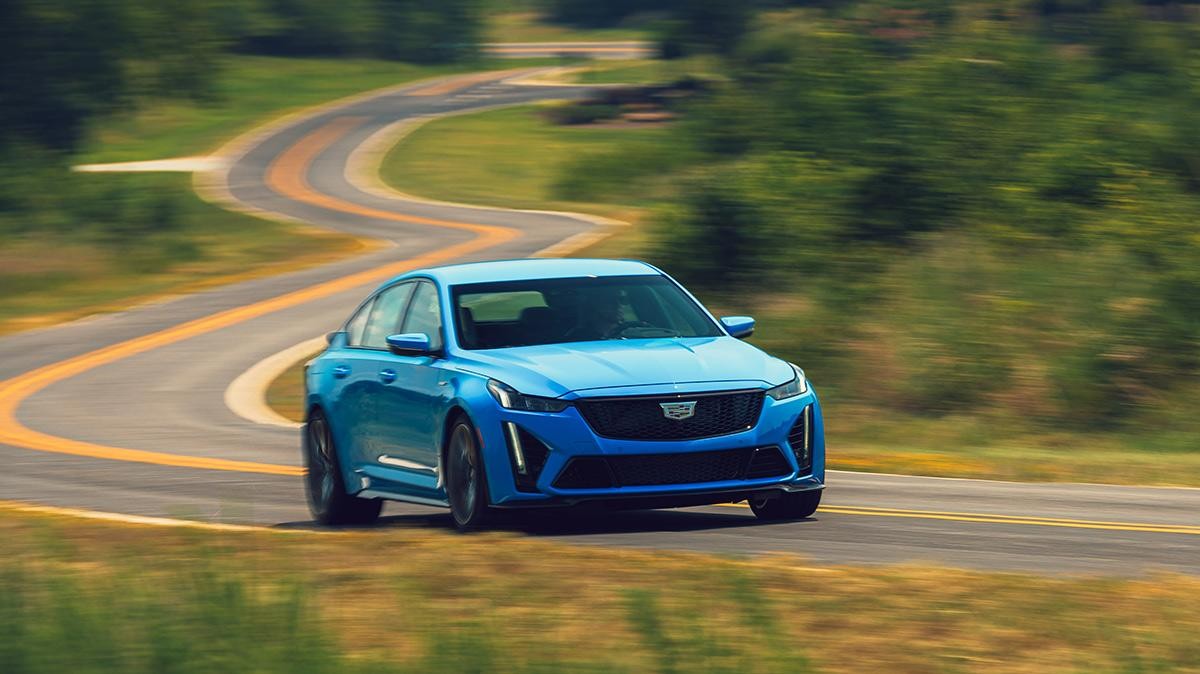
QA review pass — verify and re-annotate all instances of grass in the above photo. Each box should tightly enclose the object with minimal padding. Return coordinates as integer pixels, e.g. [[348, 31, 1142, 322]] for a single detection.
[[379, 104, 681, 226], [4, 504, 1200, 674], [486, 11, 653, 43], [268, 350, 321, 423], [566, 56, 718, 84]]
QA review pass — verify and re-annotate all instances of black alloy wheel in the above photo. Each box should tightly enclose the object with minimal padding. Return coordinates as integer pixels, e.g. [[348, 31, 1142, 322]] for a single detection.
[[445, 418, 494, 530]]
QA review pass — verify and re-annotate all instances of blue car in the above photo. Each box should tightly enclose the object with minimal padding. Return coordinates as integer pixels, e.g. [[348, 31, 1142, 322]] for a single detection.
[[303, 258, 825, 528]]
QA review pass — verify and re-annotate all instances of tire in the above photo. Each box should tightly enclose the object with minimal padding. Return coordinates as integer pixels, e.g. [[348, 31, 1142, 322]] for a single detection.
[[304, 409, 382, 526], [749, 490, 822, 521], [444, 417, 494, 530]]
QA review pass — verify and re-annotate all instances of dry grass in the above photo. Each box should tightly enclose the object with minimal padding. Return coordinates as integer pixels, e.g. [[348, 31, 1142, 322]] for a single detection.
[[4, 505, 1199, 674], [267, 349, 321, 423]]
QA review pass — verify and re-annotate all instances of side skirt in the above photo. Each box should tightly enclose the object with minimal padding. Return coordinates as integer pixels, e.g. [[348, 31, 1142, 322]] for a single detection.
[[357, 489, 449, 509]]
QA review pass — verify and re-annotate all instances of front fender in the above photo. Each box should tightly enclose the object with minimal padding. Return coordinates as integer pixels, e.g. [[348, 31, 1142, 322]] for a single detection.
[[434, 371, 513, 503]]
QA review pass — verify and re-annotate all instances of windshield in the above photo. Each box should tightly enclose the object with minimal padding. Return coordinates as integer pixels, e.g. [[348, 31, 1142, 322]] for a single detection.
[[452, 275, 722, 350]]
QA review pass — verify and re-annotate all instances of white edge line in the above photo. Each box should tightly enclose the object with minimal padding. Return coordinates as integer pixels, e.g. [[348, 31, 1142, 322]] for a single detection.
[[501, 66, 605, 87], [73, 156, 224, 173], [2, 500, 290, 533], [224, 336, 326, 429]]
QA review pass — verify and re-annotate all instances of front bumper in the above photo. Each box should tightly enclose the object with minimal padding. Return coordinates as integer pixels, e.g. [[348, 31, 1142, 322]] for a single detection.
[[492, 479, 825, 510], [475, 384, 826, 507]]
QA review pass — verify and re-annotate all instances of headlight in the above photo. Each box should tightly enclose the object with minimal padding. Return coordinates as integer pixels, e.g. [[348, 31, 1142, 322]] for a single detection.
[[766, 363, 809, 400], [487, 380, 569, 413]]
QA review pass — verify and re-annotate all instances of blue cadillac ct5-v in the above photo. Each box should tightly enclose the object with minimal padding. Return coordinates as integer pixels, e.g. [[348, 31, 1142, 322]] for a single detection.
[[303, 258, 825, 528]]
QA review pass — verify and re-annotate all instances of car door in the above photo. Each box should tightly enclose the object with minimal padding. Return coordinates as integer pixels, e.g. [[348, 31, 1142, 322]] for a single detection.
[[324, 295, 373, 462], [371, 280, 447, 484], [343, 281, 415, 469]]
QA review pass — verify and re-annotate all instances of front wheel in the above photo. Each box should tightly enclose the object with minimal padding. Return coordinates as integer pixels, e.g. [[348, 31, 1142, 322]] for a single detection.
[[445, 418, 494, 530], [304, 410, 382, 526], [749, 490, 822, 521]]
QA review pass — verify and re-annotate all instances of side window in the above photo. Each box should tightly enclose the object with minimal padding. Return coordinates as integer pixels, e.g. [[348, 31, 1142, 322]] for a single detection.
[[361, 283, 415, 349], [344, 298, 374, 346], [400, 281, 443, 351]]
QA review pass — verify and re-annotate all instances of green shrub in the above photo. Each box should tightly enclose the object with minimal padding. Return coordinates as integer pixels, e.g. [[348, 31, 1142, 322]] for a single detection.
[[544, 102, 622, 125]]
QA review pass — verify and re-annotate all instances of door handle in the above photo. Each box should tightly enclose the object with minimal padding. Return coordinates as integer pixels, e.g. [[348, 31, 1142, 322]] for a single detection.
[[332, 365, 351, 379], [379, 369, 397, 384]]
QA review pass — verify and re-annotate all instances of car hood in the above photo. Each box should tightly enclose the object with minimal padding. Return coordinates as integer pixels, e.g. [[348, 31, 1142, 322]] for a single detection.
[[453, 337, 793, 398]]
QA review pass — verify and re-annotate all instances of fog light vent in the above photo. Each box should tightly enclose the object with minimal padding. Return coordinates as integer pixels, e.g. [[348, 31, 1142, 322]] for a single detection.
[[787, 405, 813, 476], [503, 422, 551, 492]]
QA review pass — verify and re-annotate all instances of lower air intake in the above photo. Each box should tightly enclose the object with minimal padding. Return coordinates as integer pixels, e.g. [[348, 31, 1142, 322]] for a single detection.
[[552, 446, 790, 490]]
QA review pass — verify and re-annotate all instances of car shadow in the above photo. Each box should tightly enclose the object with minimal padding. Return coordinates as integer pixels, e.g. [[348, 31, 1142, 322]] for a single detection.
[[493, 506, 760, 536], [276, 505, 820, 536], [412, 505, 816, 537]]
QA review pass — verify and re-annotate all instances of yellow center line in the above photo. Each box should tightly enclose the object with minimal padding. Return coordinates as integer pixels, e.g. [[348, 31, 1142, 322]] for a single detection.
[[819, 503, 1200, 531], [718, 503, 1200, 535], [0, 103, 519, 477]]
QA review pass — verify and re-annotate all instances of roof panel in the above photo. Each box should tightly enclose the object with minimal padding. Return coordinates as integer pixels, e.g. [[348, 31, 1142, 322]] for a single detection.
[[387, 258, 660, 286]]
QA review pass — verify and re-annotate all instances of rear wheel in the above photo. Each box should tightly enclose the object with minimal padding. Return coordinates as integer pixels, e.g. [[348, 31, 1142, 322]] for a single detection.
[[749, 490, 822, 521], [304, 409, 382, 526], [445, 418, 494, 530]]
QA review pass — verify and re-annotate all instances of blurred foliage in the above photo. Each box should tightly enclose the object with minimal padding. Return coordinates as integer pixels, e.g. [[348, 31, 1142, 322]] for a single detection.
[[0, 170, 357, 333], [542, 0, 760, 56], [0, 0, 482, 327], [558, 0, 1200, 431], [543, 0, 670, 27], [223, 0, 481, 63], [0, 0, 482, 155], [0, 147, 187, 247]]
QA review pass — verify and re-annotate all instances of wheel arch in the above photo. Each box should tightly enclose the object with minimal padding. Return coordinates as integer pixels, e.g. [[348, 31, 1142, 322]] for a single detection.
[[438, 404, 470, 489], [305, 401, 325, 423], [303, 402, 362, 496]]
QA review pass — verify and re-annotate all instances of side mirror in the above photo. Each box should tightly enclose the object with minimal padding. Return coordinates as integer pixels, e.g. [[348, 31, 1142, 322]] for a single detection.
[[326, 331, 343, 345], [720, 316, 755, 339], [386, 333, 434, 356]]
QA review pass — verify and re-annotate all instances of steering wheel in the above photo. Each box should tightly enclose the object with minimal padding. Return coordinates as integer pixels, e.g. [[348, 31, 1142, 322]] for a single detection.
[[604, 320, 652, 339]]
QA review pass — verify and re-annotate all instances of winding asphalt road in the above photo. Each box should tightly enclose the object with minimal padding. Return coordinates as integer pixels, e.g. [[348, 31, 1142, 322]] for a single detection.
[[1, 66, 1197, 575]]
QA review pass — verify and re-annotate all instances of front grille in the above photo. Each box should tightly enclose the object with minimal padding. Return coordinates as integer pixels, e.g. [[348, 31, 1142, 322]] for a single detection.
[[552, 446, 790, 490], [610, 448, 747, 486], [787, 405, 813, 475], [575, 390, 765, 441]]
